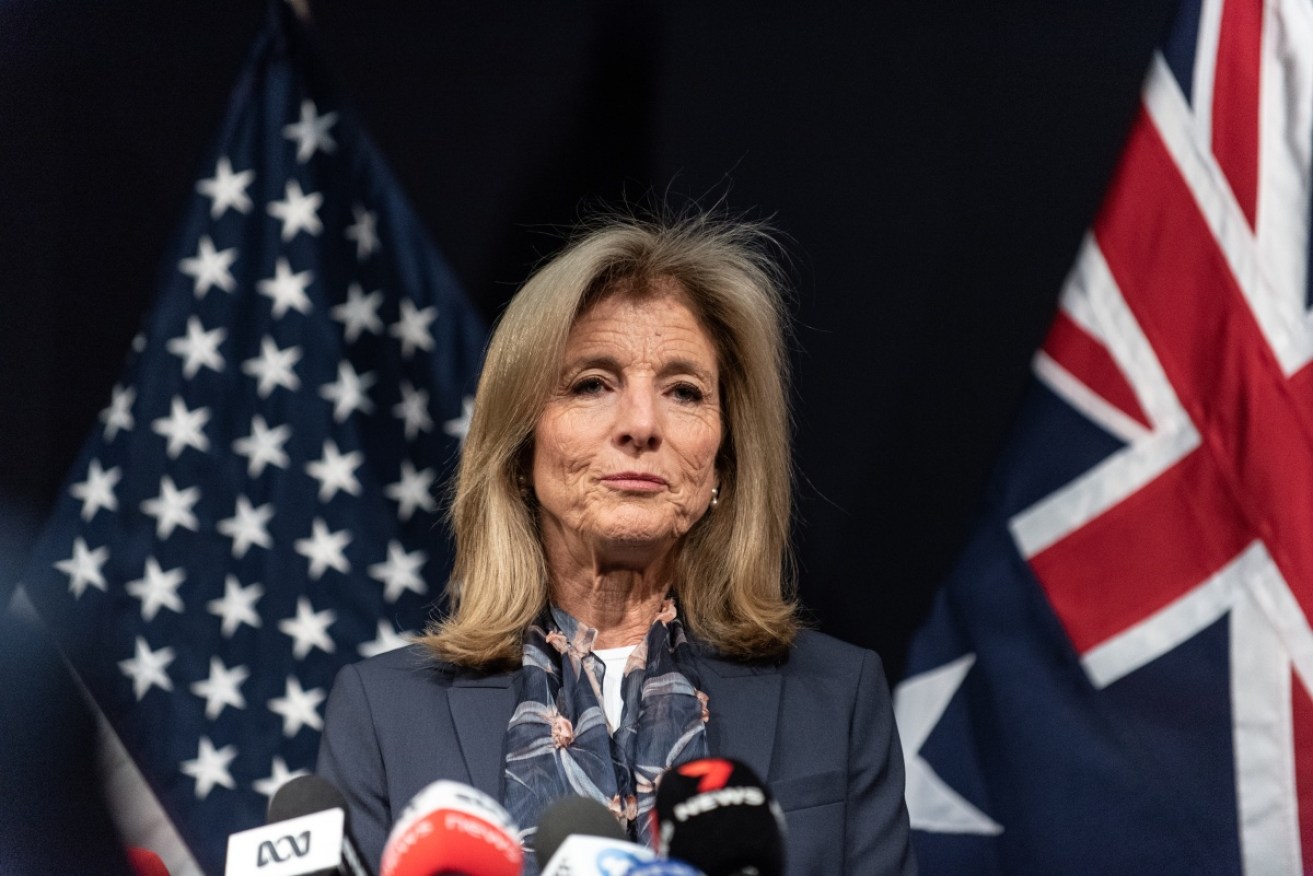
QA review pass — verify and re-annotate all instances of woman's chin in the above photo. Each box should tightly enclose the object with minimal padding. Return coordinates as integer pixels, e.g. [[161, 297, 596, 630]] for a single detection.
[[586, 527, 681, 565]]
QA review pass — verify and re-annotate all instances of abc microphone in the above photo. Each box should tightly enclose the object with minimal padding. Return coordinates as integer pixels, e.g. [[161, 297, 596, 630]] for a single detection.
[[224, 774, 373, 876], [379, 780, 523, 876], [653, 758, 785, 876]]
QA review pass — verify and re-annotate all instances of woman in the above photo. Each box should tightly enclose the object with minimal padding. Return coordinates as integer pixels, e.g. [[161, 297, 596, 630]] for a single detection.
[[317, 213, 915, 875]]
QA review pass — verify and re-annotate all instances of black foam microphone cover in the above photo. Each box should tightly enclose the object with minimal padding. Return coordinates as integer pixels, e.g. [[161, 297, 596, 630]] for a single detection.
[[533, 795, 628, 869], [267, 774, 349, 825], [653, 758, 785, 876], [262, 774, 374, 876]]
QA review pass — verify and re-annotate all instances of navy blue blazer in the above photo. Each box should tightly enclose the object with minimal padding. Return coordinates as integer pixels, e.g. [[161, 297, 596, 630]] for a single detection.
[[316, 629, 916, 875]]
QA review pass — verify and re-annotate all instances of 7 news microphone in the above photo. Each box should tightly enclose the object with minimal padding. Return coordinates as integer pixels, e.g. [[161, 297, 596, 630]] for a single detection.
[[652, 758, 786, 876], [224, 774, 372, 876]]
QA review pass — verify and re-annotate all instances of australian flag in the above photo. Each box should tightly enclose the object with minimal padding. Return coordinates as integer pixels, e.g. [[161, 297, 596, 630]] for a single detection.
[[894, 0, 1313, 873], [18, 6, 485, 874]]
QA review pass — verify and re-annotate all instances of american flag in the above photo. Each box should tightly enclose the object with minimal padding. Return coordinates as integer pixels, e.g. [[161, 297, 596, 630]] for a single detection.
[[19, 8, 485, 875], [895, 0, 1313, 873]]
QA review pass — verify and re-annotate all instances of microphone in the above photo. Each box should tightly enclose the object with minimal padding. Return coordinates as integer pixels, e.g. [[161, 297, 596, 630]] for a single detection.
[[534, 795, 657, 875], [224, 774, 373, 876], [652, 758, 785, 876], [380, 780, 523, 876], [539, 835, 656, 875], [126, 847, 171, 876], [533, 795, 625, 866]]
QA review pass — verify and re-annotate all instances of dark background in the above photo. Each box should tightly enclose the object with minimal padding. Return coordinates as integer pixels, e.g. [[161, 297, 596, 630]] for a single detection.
[[0, 0, 1178, 681]]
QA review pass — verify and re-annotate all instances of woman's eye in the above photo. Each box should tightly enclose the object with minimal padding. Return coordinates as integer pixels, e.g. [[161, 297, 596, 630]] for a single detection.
[[671, 383, 705, 403], [570, 376, 606, 396]]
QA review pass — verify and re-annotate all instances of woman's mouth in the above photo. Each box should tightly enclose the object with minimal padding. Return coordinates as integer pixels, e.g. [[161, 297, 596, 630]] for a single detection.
[[602, 472, 667, 491]]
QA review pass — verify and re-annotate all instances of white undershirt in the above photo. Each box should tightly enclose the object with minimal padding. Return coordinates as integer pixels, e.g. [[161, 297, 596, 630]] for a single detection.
[[592, 645, 638, 732]]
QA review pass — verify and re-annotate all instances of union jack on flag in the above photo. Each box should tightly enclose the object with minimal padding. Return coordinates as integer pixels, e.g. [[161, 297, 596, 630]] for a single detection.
[[896, 0, 1313, 872], [18, 8, 484, 875]]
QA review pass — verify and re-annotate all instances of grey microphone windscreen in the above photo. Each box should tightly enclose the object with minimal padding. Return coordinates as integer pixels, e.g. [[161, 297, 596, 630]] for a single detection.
[[533, 796, 627, 868], [267, 774, 349, 825]]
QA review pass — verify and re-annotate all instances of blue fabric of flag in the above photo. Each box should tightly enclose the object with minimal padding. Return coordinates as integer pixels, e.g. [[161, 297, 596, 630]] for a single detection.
[[20, 6, 486, 873], [901, 381, 1241, 875]]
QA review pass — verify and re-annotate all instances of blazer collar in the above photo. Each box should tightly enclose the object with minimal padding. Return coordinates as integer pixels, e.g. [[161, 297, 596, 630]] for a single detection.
[[448, 670, 517, 799], [691, 646, 783, 780]]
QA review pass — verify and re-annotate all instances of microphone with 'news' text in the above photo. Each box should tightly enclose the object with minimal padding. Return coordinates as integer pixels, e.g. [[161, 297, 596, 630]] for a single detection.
[[652, 758, 785, 876]]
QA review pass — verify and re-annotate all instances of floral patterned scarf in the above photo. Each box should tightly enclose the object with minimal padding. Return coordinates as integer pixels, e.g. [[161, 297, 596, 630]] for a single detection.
[[502, 598, 711, 859]]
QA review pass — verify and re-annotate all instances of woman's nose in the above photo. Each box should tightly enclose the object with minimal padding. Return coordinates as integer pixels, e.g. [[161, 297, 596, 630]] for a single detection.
[[613, 386, 661, 452]]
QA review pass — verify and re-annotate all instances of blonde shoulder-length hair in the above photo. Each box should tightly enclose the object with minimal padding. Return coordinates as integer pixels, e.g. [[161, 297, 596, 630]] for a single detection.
[[419, 212, 799, 669]]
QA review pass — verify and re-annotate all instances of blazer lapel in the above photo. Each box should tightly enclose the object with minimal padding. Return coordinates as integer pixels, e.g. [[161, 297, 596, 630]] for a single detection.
[[448, 671, 517, 799], [693, 649, 782, 780]]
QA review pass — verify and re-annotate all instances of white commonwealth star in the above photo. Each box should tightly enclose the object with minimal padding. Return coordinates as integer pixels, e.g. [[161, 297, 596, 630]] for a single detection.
[[207, 575, 264, 638], [389, 298, 438, 359], [117, 636, 175, 701], [319, 361, 376, 423], [232, 414, 292, 477], [181, 736, 237, 800], [166, 315, 227, 378], [242, 336, 303, 399], [257, 257, 313, 319], [151, 396, 211, 459], [253, 756, 308, 800], [393, 381, 433, 441], [368, 540, 428, 603], [283, 99, 337, 163], [54, 537, 110, 598], [196, 156, 254, 218], [359, 620, 412, 658], [294, 518, 352, 580], [70, 459, 121, 521], [344, 204, 379, 260], [305, 439, 364, 503], [267, 179, 323, 242], [278, 596, 337, 660], [190, 656, 249, 720], [268, 676, 327, 738], [385, 460, 437, 522], [178, 235, 238, 298], [140, 475, 201, 540], [443, 395, 475, 444], [217, 495, 274, 558], [100, 384, 136, 441], [892, 654, 1002, 835], [125, 556, 186, 622], [331, 283, 384, 343]]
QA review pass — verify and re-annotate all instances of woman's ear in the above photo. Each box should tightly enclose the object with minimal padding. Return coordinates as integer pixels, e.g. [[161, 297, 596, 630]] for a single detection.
[[515, 442, 536, 504]]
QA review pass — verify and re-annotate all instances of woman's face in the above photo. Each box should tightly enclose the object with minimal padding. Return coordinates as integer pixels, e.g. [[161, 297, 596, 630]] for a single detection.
[[532, 284, 722, 568]]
